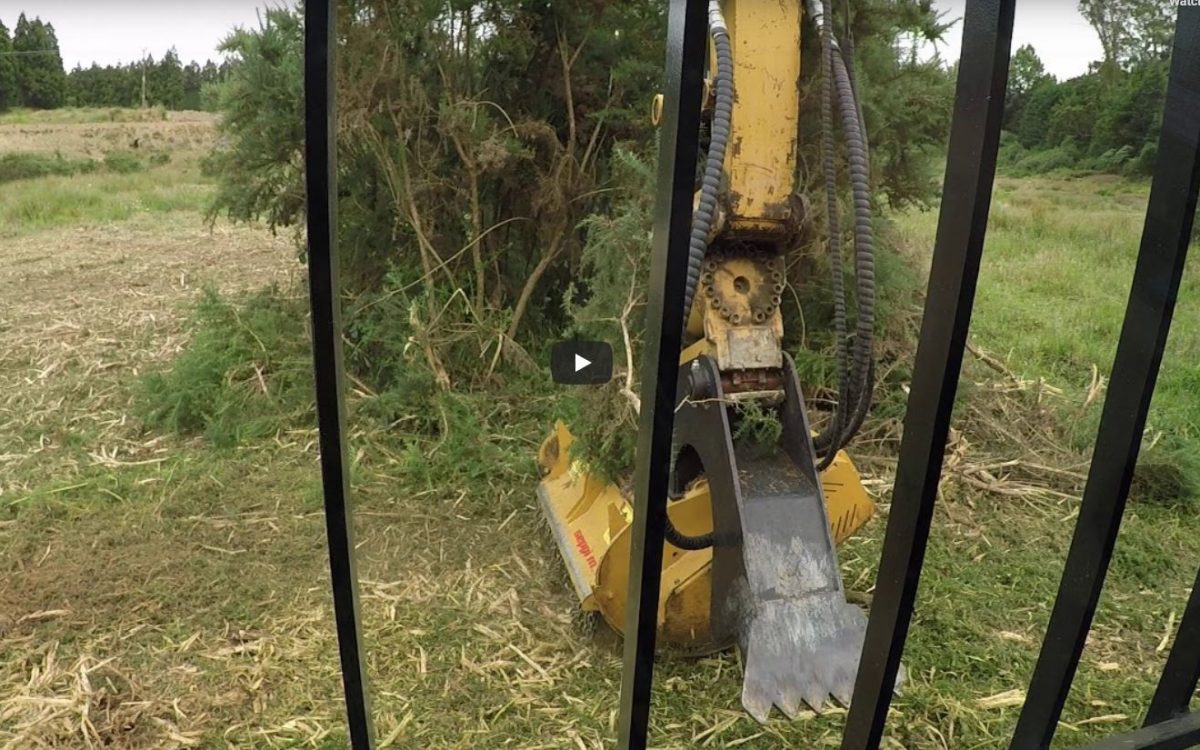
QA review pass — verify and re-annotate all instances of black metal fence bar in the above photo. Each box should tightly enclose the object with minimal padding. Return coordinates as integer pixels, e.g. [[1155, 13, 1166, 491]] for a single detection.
[[1078, 712, 1200, 750], [1146, 566, 1200, 725], [1009, 11, 1200, 749], [303, 1, 376, 747], [839, 1, 1015, 747], [615, 0, 708, 747]]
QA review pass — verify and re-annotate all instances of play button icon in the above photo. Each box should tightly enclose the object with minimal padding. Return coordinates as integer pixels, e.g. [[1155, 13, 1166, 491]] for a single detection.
[[551, 340, 612, 385]]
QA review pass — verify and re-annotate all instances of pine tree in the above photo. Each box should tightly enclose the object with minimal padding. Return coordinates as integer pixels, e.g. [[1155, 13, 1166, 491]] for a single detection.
[[151, 48, 185, 108], [0, 19, 18, 110], [13, 13, 66, 108], [182, 61, 202, 109]]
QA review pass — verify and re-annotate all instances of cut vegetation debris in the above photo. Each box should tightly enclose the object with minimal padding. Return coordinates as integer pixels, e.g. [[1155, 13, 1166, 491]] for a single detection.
[[2, 112, 1200, 749]]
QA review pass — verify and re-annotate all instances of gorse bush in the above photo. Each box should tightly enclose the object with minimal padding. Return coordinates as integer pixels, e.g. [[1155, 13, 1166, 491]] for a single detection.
[[146, 0, 955, 473], [0, 152, 95, 182], [1005, 145, 1080, 177], [137, 287, 313, 448], [102, 151, 143, 174], [201, 0, 954, 396], [0, 150, 158, 185]]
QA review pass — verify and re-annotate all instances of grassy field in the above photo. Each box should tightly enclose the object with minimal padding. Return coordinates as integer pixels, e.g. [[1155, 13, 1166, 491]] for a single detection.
[[2, 112, 1199, 749]]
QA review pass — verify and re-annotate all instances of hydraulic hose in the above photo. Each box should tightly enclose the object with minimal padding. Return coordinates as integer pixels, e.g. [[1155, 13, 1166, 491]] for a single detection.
[[807, 0, 877, 465], [665, 514, 714, 550], [813, 0, 850, 471], [832, 44, 876, 449], [679, 0, 734, 334], [663, 0, 733, 552], [665, 0, 877, 546]]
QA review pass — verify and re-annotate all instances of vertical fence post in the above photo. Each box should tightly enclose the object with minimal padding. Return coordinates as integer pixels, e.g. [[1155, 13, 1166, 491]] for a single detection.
[[839, 0, 1015, 747], [615, 1, 708, 747], [1009, 10, 1200, 748], [304, 1, 376, 747]]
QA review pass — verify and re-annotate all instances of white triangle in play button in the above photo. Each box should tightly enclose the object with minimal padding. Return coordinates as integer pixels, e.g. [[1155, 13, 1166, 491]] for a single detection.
[[574, 353, 592, 372]]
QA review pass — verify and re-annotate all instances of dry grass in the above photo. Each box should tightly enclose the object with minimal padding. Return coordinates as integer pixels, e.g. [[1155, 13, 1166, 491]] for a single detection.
[[2, 116, 1198, 749], [0, 216, 299, 493], [0, 112, 217, 160]]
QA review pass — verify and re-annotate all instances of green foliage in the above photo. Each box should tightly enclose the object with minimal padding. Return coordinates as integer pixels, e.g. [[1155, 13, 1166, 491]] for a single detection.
[[0, 168, 209, 234], [805, 0, 956, 210], [559, 146, 654, 478], [895, 174, 1200, 501], [0, 19, 17, 111], [12, 13, 66, 108], [1004, 2, 1172, 177], [149, 48, 186, 109], [1093, 59, 1168, 152], [1005, 59, 1166, 176], [66, 55, 230, 110], [1129, 141, 1158, 176], [203, 7, 305, 232], [1079, 0, 1174, 73], [203, 0, 956, 424], [1081, 145, 1135, 173], [567, 147, 655, 349], [1004, 144, 1080, 177], [102, 151, 144, 174], [196, 0, 954, 483], [562, 379, 639, 484], [0, 149, 161, 186], [0, 8, 225, 111], [732, 400, 784, 447], [1005, 45, 1054, 130], [0, 151, 96, 183], [137, 287, 313, 448]]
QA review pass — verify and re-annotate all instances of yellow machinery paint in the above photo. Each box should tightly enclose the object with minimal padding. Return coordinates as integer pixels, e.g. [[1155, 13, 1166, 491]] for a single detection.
[[536, 422, 875, 652], [536, 0, 884, 711], [720, 0, 802, 236]]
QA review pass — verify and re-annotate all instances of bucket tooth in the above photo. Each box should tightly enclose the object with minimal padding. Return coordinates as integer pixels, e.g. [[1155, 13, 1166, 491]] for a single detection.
[[738, 592, 867, 719], [674, 353, 903, 721]]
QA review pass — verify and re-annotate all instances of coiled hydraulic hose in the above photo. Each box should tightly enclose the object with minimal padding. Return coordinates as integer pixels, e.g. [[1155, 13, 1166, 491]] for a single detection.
[[664, 0, 733, 553], [808, 0, 876, 468], [679, 0, 734, 334], [812, 0, 850, 471]]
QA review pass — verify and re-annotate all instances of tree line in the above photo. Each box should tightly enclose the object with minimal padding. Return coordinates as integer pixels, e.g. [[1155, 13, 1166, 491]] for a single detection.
[[1001, 0, 1175, 176], [0, 12, 231, 111]]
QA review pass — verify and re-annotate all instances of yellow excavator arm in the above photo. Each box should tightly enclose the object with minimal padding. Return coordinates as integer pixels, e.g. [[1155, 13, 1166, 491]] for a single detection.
[[537, 0, 893, 721]]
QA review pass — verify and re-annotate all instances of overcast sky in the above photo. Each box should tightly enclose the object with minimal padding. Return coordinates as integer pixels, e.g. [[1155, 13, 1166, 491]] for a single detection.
[[3, 0, 1101, 79], [926, 0, 1103, 79], [0, 1, 275, 68]]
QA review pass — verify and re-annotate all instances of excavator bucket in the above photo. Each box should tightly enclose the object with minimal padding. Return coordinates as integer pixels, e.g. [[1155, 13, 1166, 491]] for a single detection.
[[535, 353, 892, 719], [675, 353, 894, 719]]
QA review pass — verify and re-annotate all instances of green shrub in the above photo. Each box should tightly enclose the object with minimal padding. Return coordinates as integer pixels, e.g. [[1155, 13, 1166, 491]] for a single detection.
[[137, 287, 313, 447], [0, 152, 97, 183], [996, 130, 1027, 169], [1125, 142, 1158, 177], [1079, 145, 1134, 173], [103, 151, 144, 174], [1007, 146, 1078, 177]]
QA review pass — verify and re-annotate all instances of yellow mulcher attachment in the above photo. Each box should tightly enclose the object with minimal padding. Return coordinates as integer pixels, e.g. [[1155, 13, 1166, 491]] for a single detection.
[[537, 419, 875, 654], [538, 0, 900, 721]]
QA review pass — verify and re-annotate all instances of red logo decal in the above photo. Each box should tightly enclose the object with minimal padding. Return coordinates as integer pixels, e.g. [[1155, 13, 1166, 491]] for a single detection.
[[573, 530, 598, 570]]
